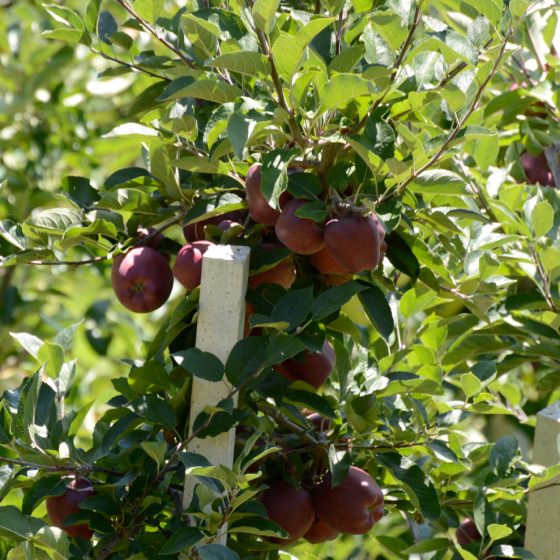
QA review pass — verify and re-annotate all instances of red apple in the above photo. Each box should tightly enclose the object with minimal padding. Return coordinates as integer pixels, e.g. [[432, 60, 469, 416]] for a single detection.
[[274, 340, 335, 389], [136, 226, 164, 248], [312, 466, 384, 534], [182, 211, 245, 242], [173, 240, 214, 290], [275, 199, 325, 255], [111, 246, 174, 313], [310, 246, 349, 275], [306, 412, 332, 433], [249, 257, 296, 289], [46, 477, 95, 539], [324, 213, 381, 273], [457, 518, 482, 546], [261, 480, 315, 543], [246, 164, 281, 226], [521, 152, 554, 186], [304, 516, 339, 543]]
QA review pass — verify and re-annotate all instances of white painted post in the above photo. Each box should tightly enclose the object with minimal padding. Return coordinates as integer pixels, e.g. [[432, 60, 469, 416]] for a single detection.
[[525, 400, 560, 559], [182, 244, 250, 541]]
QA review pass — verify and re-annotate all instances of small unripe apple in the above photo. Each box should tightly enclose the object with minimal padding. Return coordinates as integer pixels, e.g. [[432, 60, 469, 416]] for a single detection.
[[261, 480, 315, 543], [312, 466, 384, 534], [274, 340, 335, 389], [111, 246, 174, 313], [173, 240, 214, 290], [456, 518, 482, 546], [183, 211, 245, 242], [46, 477, 95, 539], [324, 213, 381, 273], [275, 199, 325, 255]]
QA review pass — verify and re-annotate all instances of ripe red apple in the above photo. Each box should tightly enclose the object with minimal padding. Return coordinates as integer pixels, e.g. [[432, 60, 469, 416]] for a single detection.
[[304, 516, 339, 543], [261, 480, 315, 543], [324, 212, 381, 273], [246, 164, 281, 226], [457, 518, 482, 546], [136, 226, 164, 248], [521, 152, 554, 186], [173, 240, 214, 290], [46, 477, 95, 539], [249, 257, 296, 289], [275, 199, 325, 255], [274, 340, 335, 389], [306, 412, 332, 433], [312, 466, 384, 534], [182, 211, 245, 242], [111, 247, 174, 313], [310, 246, 349, 275]]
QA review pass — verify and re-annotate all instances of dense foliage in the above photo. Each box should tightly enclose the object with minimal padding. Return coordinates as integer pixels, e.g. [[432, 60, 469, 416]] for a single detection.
[[1, 0, 559, 559]]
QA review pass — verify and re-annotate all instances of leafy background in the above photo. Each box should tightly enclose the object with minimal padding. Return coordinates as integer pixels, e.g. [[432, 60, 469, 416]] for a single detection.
[[0, 0, 559, 559]]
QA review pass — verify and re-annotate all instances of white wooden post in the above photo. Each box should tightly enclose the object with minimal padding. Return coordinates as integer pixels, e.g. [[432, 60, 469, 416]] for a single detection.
[[182, 244, 250, 541], [525, 400, 560, 559]]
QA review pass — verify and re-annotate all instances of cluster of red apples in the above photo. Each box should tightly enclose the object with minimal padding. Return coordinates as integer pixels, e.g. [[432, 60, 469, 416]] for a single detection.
[[111, 162, 386, 314], [261, 466, 384, 544]]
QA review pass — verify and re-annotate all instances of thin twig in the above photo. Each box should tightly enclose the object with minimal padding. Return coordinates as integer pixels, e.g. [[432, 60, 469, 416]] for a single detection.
[[114, 0, 197, 69], [92, 48, 170, 81]]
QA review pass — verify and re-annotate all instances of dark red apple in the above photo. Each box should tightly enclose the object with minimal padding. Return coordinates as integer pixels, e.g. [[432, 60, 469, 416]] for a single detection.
[[246, 164, 280, 226], [324, 213, 381, 273], [261, 480, 315, 543], [46, 477, 95, 539], [173, 240, 214, 290], [274, 340, 335, 389], [275, 199, 325, 255], [457, 518, 482, 546], [249, 258, 296, 289], [310, 246, 349, 275], [306, 412, 332, 433], [521, 152, 554, 186], [111, 247, 174, 313], [304, 516, 339, 543], [182, 211, 245, 242], [312, 466, 384, 534], [136, 226, 164, 248]]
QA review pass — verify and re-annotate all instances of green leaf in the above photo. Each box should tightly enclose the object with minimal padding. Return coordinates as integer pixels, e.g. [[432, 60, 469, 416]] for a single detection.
[[141, 441, 167, 469], [264, 335, 307, 367], [509, 0, 531, 19], [473, 134, 499, 172], [531, 200, 554, 237], [329, 44, 365, 73], [404, 539, 453, 554], [227, 113, 259, 160], [312, 281, 367, 321], [461, 373, 482, 399], [487, 523, 513, 542], [198, 544, 240, 560], [490, 436, 519, 477], [43, 4, 84, 29], [182, 14, 220, 57], [0, 506, 45, 540], [271, 287, 313, 330], [10, 332, 43, 360], [22, 477, 66, 516], [0, 220, 26, 250], [408, 170, 467, 195], [159, 78, 241, 103], [225, 337, 267, 386], [294, 200, 327, 222], [24, 208, 83, 237], [172, 348, 224, 382], [133, 0, 164, 24], [42, 28, 89, 45], [463, 0, 502, 24], [362, 23, 394, 66], [37, 342, 65, 379], [159, 527, 203, 555], [130, 395, 176, 429], [252, 0, 280, 34], [97, 10, 117, 44], [319, 74, 373, 111], [84, 0, 101, 32], [358, 285, 394, 340], [103, 123, 159, 138], [211, 52, 269, 76]]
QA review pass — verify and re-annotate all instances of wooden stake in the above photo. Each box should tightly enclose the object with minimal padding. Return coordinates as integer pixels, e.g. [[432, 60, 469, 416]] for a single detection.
[[525, 400, 560, 559], [182, 244, 250, 542]]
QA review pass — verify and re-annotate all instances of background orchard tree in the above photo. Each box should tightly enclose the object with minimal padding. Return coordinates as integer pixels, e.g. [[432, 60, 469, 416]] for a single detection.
[[1, 0, 559, 559]]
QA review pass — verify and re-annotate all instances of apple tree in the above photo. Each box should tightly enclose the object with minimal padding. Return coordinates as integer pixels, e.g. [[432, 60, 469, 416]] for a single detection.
[[1, 0, 559, 559]]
